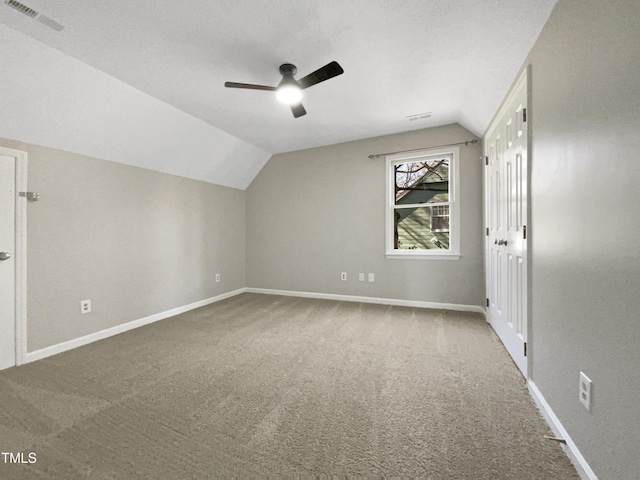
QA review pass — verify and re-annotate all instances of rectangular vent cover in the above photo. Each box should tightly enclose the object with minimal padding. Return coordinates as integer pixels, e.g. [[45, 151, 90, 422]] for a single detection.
[[4, 0, 38, 17], [406, 112, 432, 123], [37, 14, 65, 32], [4, 0, 66, 31]]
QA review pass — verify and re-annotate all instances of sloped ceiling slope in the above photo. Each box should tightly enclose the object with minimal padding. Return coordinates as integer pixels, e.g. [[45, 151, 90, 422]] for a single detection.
[[0, 1, 557, 188], [0, 25, 270, 189]]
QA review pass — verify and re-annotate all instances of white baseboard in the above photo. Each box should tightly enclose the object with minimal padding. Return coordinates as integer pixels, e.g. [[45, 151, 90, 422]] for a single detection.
[[528, 380, 598, 480], [246, 287, 485, 315], [25, 288, 246, 364]]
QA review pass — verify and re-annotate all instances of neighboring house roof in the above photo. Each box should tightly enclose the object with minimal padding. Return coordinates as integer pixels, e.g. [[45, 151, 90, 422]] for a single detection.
[[395, 159, 449, 207]]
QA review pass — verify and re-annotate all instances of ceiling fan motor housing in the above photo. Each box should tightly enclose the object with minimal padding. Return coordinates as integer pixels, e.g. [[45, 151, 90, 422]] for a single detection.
[[278, 63, 300, 89], [279, 63, 297, 76]]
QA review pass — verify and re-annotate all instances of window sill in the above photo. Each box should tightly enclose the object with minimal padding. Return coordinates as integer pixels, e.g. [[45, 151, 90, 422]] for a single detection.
[[385, 252, 461, 260]]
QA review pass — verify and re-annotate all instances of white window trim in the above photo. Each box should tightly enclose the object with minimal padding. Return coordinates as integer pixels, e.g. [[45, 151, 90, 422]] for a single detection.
[[385, 146, 461, 260]]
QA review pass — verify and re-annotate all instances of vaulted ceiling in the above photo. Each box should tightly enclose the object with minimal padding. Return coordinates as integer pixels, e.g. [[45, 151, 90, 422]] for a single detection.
[[1, 0, 557, 187]]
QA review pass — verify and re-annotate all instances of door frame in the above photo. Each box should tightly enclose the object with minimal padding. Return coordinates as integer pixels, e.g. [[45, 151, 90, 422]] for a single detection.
[[483, 65, 532, 378], [1, 146, 28, 367]]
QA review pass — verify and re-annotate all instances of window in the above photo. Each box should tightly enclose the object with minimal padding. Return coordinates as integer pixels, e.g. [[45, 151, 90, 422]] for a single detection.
[[385, 146, 460, 259], [430, 205, 450, 232]]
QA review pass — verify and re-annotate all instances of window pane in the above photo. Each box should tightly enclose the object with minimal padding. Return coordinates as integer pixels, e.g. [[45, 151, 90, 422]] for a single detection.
[[395, 158, 449, 206], [430, 205, 449, 232], [393, 207, 450, 250]]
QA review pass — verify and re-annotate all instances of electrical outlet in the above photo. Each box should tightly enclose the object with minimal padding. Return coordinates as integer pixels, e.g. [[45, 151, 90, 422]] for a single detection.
[[579, 372, 592, 410], [359, 273, 364, 281], [215, 273, 221, 282], [81, 299, 91, 314], [368, 273, 375, 282], [340, 272, 347, 281]]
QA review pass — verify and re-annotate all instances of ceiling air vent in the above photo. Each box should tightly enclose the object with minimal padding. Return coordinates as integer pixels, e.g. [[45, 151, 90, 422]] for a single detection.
[[3, 0, 66, 32], [406, 112, 432, 123], [37, 14, 65, 32], [4, 0, 38, 18]]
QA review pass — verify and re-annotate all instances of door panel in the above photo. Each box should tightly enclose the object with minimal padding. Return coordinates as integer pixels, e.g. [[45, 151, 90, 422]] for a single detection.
[[485, 70, 528, 377], [0, 153, 16, 370]]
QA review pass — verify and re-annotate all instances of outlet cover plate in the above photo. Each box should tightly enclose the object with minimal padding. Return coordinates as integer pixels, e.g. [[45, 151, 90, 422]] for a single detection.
[[579, 371, 592, 410], [81, 299, 91, 314]]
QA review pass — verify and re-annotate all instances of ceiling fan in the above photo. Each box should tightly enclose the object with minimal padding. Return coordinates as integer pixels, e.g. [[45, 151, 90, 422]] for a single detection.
[[224, 61, 344, 118]]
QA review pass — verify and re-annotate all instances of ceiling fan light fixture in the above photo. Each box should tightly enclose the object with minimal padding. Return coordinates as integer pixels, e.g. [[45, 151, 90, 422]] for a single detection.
[[276, 85, 302, 104], [225, 61, 343, 117]]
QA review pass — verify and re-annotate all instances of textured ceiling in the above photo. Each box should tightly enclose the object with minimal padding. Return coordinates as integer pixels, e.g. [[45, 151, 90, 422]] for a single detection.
[[1, 0, 557, 155]]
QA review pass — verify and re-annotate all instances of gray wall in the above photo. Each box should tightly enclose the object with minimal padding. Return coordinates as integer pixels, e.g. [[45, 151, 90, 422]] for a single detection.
[[525, 0, 640, 477], [1, 138, 246, 352], [246, 124, 484, 307]]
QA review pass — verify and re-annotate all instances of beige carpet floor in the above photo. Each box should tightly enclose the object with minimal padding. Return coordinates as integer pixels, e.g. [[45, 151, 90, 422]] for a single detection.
[[0, 293, 578, 479]]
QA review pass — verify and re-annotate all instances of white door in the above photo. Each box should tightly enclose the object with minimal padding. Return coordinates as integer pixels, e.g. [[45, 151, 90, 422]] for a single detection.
[[485, 71, 528, 377], [0, 152, 17, 369]]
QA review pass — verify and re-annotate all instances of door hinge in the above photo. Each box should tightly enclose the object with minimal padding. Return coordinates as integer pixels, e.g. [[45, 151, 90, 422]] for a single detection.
[[486, 298, 490, 307], [486, 227, 489, 236], [484, 156, 489, 166], [523, 225, 527, 239], [18, 191, 40, 202], [522, 108, 527, 123], [524, 342, 527, 357]]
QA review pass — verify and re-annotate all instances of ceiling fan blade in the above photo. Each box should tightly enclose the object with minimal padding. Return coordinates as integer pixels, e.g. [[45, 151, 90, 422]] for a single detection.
[[290, 103, 307, 118], [224, 82, 277, 91], [298, 61, 344, 89]]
